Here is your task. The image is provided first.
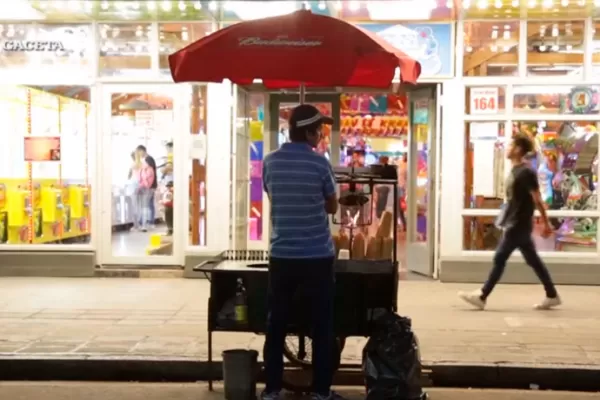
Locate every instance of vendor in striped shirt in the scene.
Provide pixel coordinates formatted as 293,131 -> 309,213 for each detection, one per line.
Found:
261,104 -> 340,400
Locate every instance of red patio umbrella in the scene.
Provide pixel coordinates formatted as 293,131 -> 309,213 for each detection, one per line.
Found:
168,9 -> 421,89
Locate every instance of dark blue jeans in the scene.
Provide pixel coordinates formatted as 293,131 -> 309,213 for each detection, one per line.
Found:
148,189 -> 155,223
264,257 -> 335,396
482,227 -> 558,300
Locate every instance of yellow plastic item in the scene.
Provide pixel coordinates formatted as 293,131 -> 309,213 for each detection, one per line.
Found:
69,186 -> 89,219
7,189 -> 30,226
149,233 -> 162,248
41,187 -> 63,223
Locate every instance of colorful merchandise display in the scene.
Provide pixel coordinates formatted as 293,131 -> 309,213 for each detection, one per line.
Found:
340,93 -> 408,167
515,121 -> 599,251
0,86 -> 90,244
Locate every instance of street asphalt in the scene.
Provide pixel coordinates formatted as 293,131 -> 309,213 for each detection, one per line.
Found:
0,383 -> 599,400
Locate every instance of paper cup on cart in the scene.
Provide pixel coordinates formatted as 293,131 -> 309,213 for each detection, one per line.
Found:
338,249 -> 350,260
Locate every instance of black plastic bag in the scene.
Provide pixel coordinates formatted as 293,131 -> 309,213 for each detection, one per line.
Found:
362,312 -> 426,400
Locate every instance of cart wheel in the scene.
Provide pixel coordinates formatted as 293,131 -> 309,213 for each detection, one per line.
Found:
283,335 -> 346,368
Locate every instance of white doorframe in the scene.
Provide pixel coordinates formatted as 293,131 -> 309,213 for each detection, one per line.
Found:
406,86 -> 437,276
97,83 -> 186,266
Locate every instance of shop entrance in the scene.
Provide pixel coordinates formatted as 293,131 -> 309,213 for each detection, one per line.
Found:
405,86 -> 438,277
99,84 -> 184,266
267,89 -> 439,277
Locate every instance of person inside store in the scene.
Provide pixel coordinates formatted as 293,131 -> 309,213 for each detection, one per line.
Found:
159,141 -> 174,182
135,156 -> 156,233
374,156 -> 397,219
261,104 -> 341,400
136,145 -> 158,228
458,134 -> 561,311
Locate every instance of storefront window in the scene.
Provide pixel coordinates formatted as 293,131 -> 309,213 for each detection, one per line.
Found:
526,21 -> 584,77
0,85 -> 91,245
99,23 -> 152,77
463,22 -> 519,77
466,86 -> 506,115
464,122 -> 507,210
463,217 -> 599,252
513,85 -> 600,115
159,23 -> 214,75
592,20 -> 600,78
0,23 -> 92,79
248,94 -> 265,242
188,85 -> 207,247
513,119 -> 599,217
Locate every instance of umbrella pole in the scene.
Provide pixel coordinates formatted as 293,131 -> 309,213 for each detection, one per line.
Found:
299,83 -> 305,104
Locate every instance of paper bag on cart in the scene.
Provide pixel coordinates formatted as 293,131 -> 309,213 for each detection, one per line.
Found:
362,312 -> 426,400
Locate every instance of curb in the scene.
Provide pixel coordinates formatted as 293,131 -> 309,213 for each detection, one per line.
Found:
0,357 -> 598,392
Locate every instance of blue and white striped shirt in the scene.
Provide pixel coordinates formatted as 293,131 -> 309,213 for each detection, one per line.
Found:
263,142 -> 336,259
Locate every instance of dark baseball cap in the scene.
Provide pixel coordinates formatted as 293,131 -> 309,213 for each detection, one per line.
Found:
289,104 -> 334,130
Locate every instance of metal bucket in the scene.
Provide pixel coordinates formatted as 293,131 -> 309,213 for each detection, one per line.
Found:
222,349 -> 259,400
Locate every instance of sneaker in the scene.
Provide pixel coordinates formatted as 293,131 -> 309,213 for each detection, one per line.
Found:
534,296 -> 562,310
311,391 -> 345,400
260,391 -> 281,400
458,290 -> 486,310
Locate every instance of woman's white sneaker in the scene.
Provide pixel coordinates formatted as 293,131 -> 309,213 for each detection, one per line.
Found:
534,296 -> 562,310
458,290 -> 486,310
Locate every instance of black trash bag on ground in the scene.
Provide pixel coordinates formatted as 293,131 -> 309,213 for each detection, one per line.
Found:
362,312 -> 426,400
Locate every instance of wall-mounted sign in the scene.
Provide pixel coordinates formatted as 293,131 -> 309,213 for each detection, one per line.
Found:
470,87 -> 499,115
357,23 -> 453,78
568,86 -> 599,115
24,136 -> 61,161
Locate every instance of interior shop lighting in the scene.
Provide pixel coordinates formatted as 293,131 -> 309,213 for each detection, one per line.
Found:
348,1 -> 361,11
463,0 -> 471,8
528,0 -> 536,8
179,1 -> 187,11
446,0 -> 453,7
101,1 -> 109,10
147,1 -> 156,11
227,1 -> 297,20
542,0 -> 553,7
3,0 -> 45,20
68,0 -> 81,11
161,1 -> 172,11
596,0 -> 600,6
367,0 -> 437,20
495,0 -> 502,8
318,1 -> 326,10
209,1 -> 217,11
477,0 -> 488,9
512,0 -> 519,6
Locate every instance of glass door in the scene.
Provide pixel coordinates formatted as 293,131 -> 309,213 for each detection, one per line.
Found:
99,84 -> 184,266
406,88 -> 437,276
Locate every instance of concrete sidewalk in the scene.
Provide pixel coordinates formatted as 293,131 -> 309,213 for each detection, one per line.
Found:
0,277 -> 596,368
